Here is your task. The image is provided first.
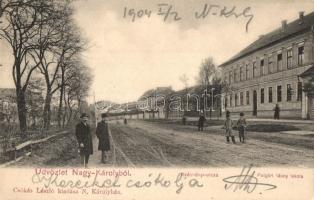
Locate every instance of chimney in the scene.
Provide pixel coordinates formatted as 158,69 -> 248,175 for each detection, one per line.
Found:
299,11 -> 304,24
281,20 -> 287,32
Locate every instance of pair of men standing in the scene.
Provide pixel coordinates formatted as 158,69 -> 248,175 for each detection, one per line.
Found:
224,111 -> 247,143
75,113 -> 110,168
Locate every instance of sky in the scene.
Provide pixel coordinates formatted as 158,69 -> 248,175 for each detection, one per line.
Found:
1,0 -> 314,103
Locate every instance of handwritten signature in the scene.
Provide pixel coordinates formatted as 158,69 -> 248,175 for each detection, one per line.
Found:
32,172 -> 203,194
32,173 -> 121,189
195,4 -> 254,33
223,165 -> 277,193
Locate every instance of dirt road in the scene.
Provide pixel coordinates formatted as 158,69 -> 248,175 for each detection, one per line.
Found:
97,120 -> 314,167
12,120 -> 314,168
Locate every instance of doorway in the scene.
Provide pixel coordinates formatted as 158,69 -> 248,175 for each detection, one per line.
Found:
253,90 -> 257,116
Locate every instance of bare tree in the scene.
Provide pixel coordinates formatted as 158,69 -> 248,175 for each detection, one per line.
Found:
0,0 -> 36,18
62,61 -> 92,126
179,74 -> 189,112
25,78 -> 44,128
196,57 -> 217,86
28,1 -> 81,130
55,30 -> 84,128
0,0 -> 49,136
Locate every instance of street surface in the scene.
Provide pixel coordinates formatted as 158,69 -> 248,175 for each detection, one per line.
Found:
88,120 -> 314,167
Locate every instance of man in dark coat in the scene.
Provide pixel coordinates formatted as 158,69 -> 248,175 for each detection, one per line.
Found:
274,104 -> 280,120
96,113 -> 111,163
75,113 -> 93,168
198,111 -> 206,131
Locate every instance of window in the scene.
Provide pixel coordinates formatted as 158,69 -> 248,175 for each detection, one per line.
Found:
277,53 -> 282,71
268,87 -> 273,103
234,69 -> 237,82
246,91 -> 250,105
298,46 -> 304,66
287,84 -> 292,101
245,64 -> 249,80
260,59 -> 264,76
240,92 -> 244,106
287,49 -> 292,68
268,55 -> 273,73
297,82 -> 302,101
240,67 -> 244,81
229,71 -> 232,84
235,93 -> 238,107
261,88 -> 265,104
277,85 -> 282,102
230,95 -> 233,107
253,61 -> 257,77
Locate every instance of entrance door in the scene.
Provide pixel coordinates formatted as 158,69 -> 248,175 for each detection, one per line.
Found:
253,90 -> 257,116
311,96 -> 314,119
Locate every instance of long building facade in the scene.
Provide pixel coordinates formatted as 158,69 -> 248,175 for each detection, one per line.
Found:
220,12 -> 314,119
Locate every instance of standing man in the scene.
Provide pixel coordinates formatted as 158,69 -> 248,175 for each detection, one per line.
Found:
198,111 -> 206,131
274,104 -> 280,120
75,113 -> 93,168
236,112 -> 247,143
96,113 -> 111,164
224,113 -> 235,144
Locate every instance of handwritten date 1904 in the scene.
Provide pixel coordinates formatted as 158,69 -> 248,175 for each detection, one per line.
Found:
123,3 -> 254,32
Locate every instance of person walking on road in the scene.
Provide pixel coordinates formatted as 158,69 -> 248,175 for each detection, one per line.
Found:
96,113 -> 111,164
75,113 -> 93,168
237,112 -> 247,143
198,111 -> 206,131
274,104 -> 280,120
224,112 -> 236,144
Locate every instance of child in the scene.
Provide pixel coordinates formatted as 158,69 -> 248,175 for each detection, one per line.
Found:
224,113 -> 235,144
198,111 -> 206,131
237,112 -> 247,143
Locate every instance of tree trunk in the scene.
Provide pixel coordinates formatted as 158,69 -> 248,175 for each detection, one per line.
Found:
43,90 -> 52,130
62,90 -> 67,128
16,88 -> 27,138
57,84 -> 64,128
77,98 -> 81,113
32,115 -> 36,127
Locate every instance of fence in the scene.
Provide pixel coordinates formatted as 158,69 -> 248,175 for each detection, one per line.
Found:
0,122 -> 68,164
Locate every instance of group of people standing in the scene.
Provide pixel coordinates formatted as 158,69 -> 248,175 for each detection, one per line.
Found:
223,111 -> 247,144
75,113 -> 111,168
197,110 -> 247,144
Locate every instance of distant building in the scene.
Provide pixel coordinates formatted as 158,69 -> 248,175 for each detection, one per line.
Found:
0,88 -> 17,122
138,86 -> 174,119
219,12 -> 314,119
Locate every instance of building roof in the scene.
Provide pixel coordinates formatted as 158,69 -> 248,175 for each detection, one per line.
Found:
138,86 -> 173,100
219,12 -> 314,67
0,88 -> 15,99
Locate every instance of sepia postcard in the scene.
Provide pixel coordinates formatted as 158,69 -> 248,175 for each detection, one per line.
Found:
0,0 -> 314,199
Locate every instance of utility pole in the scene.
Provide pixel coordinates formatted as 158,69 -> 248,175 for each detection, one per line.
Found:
0,20 -> 2,68
153,88 -> 157,119
93,91 -> 97,127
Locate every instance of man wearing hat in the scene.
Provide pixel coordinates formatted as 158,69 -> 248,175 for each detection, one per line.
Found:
96,113 -> 111,163
198,111 -> 206,131
75,113 -> 93,168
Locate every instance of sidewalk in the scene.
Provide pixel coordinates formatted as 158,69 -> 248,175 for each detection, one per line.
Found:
184,116 -> 313,124
246,118 -> 314,124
